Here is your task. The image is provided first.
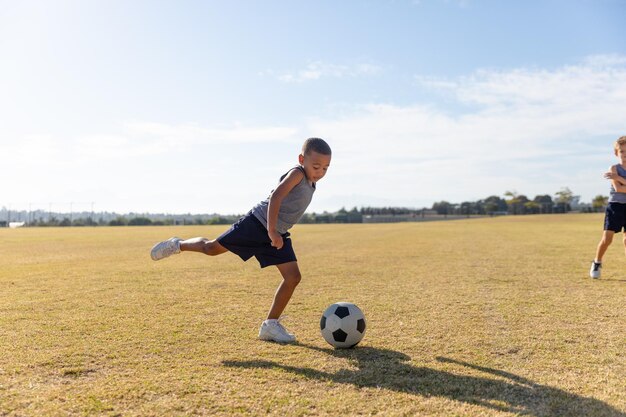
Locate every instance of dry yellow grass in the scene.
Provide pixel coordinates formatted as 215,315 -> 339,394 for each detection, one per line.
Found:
0,214 -> 624,416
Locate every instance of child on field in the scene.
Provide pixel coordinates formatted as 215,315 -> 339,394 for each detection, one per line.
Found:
150,138 -> 332,342
590,135 -> 626,279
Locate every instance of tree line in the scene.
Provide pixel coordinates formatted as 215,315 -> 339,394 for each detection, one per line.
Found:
1,187 -> 610,227
363,188 -> 608,216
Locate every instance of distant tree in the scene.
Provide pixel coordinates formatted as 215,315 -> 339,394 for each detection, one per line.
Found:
109,217 -> 128,226
533,195 -> 554,214
333,212 -> 348,223
71,218 -> 86,227
592,195 -> 609,212
482,195 -> 507,213
554,187 -> 574,213
83,217 -> 97,226
59,217 -> 72,227
432,201 -> 452,215
128,217 -> 152,226
524,201 -> 541,214
504,191 -> 518,214
347,207 -> 363,223
207,216 -> 231,225
315,213 -> 331,223
504,191 -> 528,215
46,216 -> 59,226
460,201 -> 472,216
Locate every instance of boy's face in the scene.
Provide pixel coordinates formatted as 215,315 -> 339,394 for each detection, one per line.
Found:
299,150 -> 331,183
616,144 -> 626,165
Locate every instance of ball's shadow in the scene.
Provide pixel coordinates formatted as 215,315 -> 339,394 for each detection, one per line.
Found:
223,343 -> 624,417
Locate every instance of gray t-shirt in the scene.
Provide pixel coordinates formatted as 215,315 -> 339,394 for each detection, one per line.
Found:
251,166 -> 316,234
609,164 -> 626,204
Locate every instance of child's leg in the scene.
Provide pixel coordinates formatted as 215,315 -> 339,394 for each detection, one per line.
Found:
266,261 -> 301,320
594,230 -> 614,262
180,238 -> 229,256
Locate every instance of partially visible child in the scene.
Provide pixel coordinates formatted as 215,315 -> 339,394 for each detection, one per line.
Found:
590,135 -> 626,279
150,138 -> 332,342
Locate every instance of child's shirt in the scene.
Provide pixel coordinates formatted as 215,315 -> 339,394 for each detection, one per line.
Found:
251,166 -> 315,234
609,164 -> 626,203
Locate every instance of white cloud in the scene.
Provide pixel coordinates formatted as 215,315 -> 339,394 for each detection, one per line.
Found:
308,56 -> 626,209
267,61 -> 383,83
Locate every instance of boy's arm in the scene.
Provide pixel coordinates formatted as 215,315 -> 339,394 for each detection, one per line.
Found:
266,169 -> 305,249
605,165 -> 626,192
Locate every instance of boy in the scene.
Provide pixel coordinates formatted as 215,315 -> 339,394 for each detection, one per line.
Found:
590,136 -> 626,279
150,138 -> 332,342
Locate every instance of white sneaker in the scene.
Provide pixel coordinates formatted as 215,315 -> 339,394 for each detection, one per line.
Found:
258,316 -> 296,343
150,237 -> 182,261
589,261 -> 602,279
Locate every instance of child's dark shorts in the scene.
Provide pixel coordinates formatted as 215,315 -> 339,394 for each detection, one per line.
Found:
604,202 -> 626,232
217,212 -> 297,268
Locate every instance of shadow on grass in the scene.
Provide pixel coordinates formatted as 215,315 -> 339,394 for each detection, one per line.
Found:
223,343 -> 624,417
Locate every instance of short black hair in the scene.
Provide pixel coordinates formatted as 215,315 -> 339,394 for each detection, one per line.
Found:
302,137 -> 332,156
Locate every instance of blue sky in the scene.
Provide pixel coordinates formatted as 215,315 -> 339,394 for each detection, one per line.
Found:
1,0 -> 625,214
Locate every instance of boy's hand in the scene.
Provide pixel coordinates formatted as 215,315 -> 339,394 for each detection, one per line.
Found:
269,230 -> 284,249
604,171 -> 615,179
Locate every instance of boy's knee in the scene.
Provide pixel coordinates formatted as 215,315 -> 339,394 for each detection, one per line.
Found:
202,240 -> 218,256
601,232 -> 614,245
285,272 -> 302,286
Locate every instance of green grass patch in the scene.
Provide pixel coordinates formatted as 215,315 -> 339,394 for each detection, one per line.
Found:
0,214 -> 624,416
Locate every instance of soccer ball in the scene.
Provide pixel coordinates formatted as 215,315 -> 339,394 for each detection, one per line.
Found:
320,302 -> 366,348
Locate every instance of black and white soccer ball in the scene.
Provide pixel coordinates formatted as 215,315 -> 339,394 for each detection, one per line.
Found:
320,302 -> 366,348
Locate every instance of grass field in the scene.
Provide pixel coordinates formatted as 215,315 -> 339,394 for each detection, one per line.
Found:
1,214 -> 624,416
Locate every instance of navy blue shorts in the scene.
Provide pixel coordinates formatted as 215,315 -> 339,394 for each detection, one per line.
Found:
604,202 -> 626,232
217,213 -> 297,268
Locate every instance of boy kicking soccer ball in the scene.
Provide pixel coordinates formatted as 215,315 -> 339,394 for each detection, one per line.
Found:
591,136 -> 626,279
150,138 -> 331,342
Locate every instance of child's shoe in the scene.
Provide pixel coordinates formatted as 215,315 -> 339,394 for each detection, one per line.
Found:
150,237 -> 182,261
258,316 -> 296,343
589,261 -> 602,279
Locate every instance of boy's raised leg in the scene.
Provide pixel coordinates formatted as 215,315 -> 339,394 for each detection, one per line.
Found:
180,238 -> 228,256
151,237 -> 228,260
